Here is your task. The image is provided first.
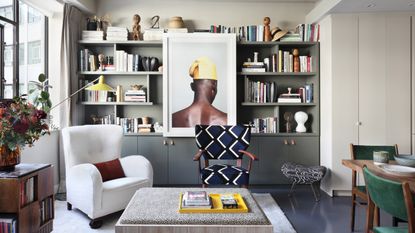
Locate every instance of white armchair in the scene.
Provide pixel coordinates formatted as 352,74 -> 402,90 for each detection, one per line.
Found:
61,125 -> 153,228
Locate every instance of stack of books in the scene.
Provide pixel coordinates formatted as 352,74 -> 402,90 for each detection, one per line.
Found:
143,29 -> 164,41
82,30 -> 104,41
280,33 -> 302,42
278,93 -> 301,103
241,61 -> 265,72
138,124 -> 152,133
220,194 -> 238,209
106,27 -> 128,41
0,215 -> 16,233
124,89 -> 146,102
182,191 -> 212,209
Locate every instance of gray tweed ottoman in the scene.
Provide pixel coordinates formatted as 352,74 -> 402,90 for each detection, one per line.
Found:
115,187 -> 272,233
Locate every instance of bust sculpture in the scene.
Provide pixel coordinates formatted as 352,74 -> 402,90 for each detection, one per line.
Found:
132,14 -> 141,40
294,111 -> 308,133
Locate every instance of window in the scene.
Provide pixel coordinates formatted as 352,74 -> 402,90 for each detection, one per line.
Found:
28,40 -> 40,64
4,45 -> 12,66
19,43 -> 24,65
28,6 -> 40,23
0,6 -> 12,20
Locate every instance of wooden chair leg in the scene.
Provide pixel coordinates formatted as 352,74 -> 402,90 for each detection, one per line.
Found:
374,206 -> 380,227
351,194 -> 356,231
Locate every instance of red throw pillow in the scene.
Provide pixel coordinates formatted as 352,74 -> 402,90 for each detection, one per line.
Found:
93,158 -> 125,182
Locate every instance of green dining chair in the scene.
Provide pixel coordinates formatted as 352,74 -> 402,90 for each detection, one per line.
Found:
350,144 -> 399,231
363,166 -> 415,233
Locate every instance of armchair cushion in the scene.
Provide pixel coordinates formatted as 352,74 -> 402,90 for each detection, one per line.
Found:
93,158 -> 125,182
201,164 -> 249,185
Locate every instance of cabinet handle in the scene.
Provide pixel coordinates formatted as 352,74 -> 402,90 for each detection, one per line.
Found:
170,140 -> 175,145
163,140 -> 168,145
284,139 -> 288,145
291,139 -> 296,145
356,122 -> 362,126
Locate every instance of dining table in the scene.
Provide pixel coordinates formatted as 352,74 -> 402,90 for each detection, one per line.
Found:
342,159 -> 415,191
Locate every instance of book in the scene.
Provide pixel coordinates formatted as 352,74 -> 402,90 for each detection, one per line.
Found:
242,67 -> 266,72
220,194 -> 238,209
183,191 -> 210,206
181,196 -> 212,209
278,97 -> 301,103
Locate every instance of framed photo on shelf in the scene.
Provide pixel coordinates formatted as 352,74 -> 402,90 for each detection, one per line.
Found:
163,33 -> 236,137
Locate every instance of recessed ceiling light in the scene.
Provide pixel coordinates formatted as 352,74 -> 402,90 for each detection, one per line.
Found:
367,3 -> 376,8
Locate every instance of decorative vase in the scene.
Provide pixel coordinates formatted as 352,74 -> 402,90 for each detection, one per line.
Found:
168,16 -> 185,28
294,111 -> 308,133
0,145 -> 21,171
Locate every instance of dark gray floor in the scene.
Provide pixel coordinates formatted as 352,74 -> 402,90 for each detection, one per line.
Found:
250,185 -> 398,233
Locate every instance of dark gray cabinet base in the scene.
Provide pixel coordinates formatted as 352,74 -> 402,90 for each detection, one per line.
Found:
121,135 -> 319,185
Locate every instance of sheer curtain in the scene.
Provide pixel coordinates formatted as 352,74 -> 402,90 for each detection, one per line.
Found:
58,3 -> 83,195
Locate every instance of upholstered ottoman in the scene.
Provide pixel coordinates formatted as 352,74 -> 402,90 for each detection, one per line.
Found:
115,187 -> 272,233
281,162 -> 327,201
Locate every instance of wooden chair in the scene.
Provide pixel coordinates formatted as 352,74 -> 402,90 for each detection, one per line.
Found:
363,166 -> 415,233
349,144 -> 399,231
193,125 -> 258,187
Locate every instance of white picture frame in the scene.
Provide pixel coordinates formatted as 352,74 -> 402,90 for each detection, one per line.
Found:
163,33 -> 236,137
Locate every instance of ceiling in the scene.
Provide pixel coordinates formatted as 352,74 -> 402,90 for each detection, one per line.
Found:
331,0 -> 415,13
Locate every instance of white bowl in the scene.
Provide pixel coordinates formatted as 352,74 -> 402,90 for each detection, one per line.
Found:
394,154 -> 415,167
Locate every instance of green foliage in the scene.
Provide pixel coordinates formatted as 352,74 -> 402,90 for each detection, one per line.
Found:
28,73 -> 52,113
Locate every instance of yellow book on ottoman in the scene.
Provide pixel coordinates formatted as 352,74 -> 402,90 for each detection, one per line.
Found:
179,193 -> 248,213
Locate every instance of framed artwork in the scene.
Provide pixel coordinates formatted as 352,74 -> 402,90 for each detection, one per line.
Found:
163,33 -> 236,137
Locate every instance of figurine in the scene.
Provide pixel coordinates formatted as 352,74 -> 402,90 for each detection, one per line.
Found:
132,14 -> 141,40
293,48 -> 300,72
264,17 -> 272,42
98,54 -> 105,71
131,84 -> 143,90
284,112 -> 294,133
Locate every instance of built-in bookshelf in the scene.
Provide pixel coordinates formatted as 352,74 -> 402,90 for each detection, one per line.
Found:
0,164 -> 54,233
237,41 -> 319,135
78,40 -> 163,129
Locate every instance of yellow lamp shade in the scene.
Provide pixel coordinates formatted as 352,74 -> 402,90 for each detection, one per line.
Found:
189,57 -> 217,80
85,75 -> 114,91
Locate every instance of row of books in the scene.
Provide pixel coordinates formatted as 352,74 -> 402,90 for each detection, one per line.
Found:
40,197 -> 53,224
279,50 -> 313,73
20,177 -> 34,206
209,25 -> 237,34
79,49 -> 96,72
244,79 -> 277,103
84,90 -> 109,103
296,24 -> 320,42
0,216 -> 16,233
250,117 -> 277,133
115,50 -> 144,72
117,118 -> 153,133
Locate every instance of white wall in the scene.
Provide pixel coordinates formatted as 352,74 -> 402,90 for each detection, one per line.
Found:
20,131 -> 60,192
96,0 -> 315,32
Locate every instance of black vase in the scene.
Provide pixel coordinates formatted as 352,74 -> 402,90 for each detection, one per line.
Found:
142,57 -> 150,71
150,57 -> 159,71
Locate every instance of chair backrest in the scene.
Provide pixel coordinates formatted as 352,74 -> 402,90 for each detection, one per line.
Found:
363,167 -> 415,224
195,125 -> 250,160
350,144 -> 398,160
62,125 -> 123,172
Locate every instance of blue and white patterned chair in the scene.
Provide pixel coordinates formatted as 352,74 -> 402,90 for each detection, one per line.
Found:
194,125 -> 258,187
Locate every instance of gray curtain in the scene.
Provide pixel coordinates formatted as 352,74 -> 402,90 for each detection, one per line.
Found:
58,4 -> 84,196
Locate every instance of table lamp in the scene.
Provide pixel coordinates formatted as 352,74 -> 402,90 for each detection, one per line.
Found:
51,75 -> 114,110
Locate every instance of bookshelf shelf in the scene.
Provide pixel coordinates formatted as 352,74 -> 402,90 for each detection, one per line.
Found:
238,41 -> 318,47
252,132 -> 319,137
0,164 -> 54,233
238,72 -> 316,76
79,71 -> 162,75
241,102 -> 316,106
81,101 -> 153,106
79,40 -> 162,46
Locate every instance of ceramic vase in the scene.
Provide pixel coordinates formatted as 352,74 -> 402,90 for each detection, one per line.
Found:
0,145 -> 21,171
294,111 -> 308,133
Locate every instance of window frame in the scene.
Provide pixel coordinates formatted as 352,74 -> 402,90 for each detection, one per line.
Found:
0,0 -> 48,98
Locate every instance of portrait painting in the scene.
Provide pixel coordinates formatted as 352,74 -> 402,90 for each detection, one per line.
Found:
163,34 -> 236,137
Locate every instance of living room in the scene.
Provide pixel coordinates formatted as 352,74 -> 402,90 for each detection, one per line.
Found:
0,0 -> 414,233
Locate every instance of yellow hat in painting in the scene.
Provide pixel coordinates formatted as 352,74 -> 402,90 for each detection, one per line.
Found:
189,57 -> 217,80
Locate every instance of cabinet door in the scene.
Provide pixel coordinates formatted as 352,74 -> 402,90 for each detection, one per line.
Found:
137,136 -> 168,185
167,138 -> 199,185
256,137 -> 287,184
246,136 -> 263,184
121,136 -> 138,157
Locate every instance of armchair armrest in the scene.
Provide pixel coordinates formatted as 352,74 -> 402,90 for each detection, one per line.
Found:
193,150 -> 205,161
120,155 -> 153,186
239,150 -> 259,161
67,163 -> 103,216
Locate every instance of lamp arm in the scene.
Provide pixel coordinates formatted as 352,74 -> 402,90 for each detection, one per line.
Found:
50,76 -> 100,111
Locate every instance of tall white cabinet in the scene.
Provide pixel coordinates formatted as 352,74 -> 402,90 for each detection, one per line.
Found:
320,13 -> 412,195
